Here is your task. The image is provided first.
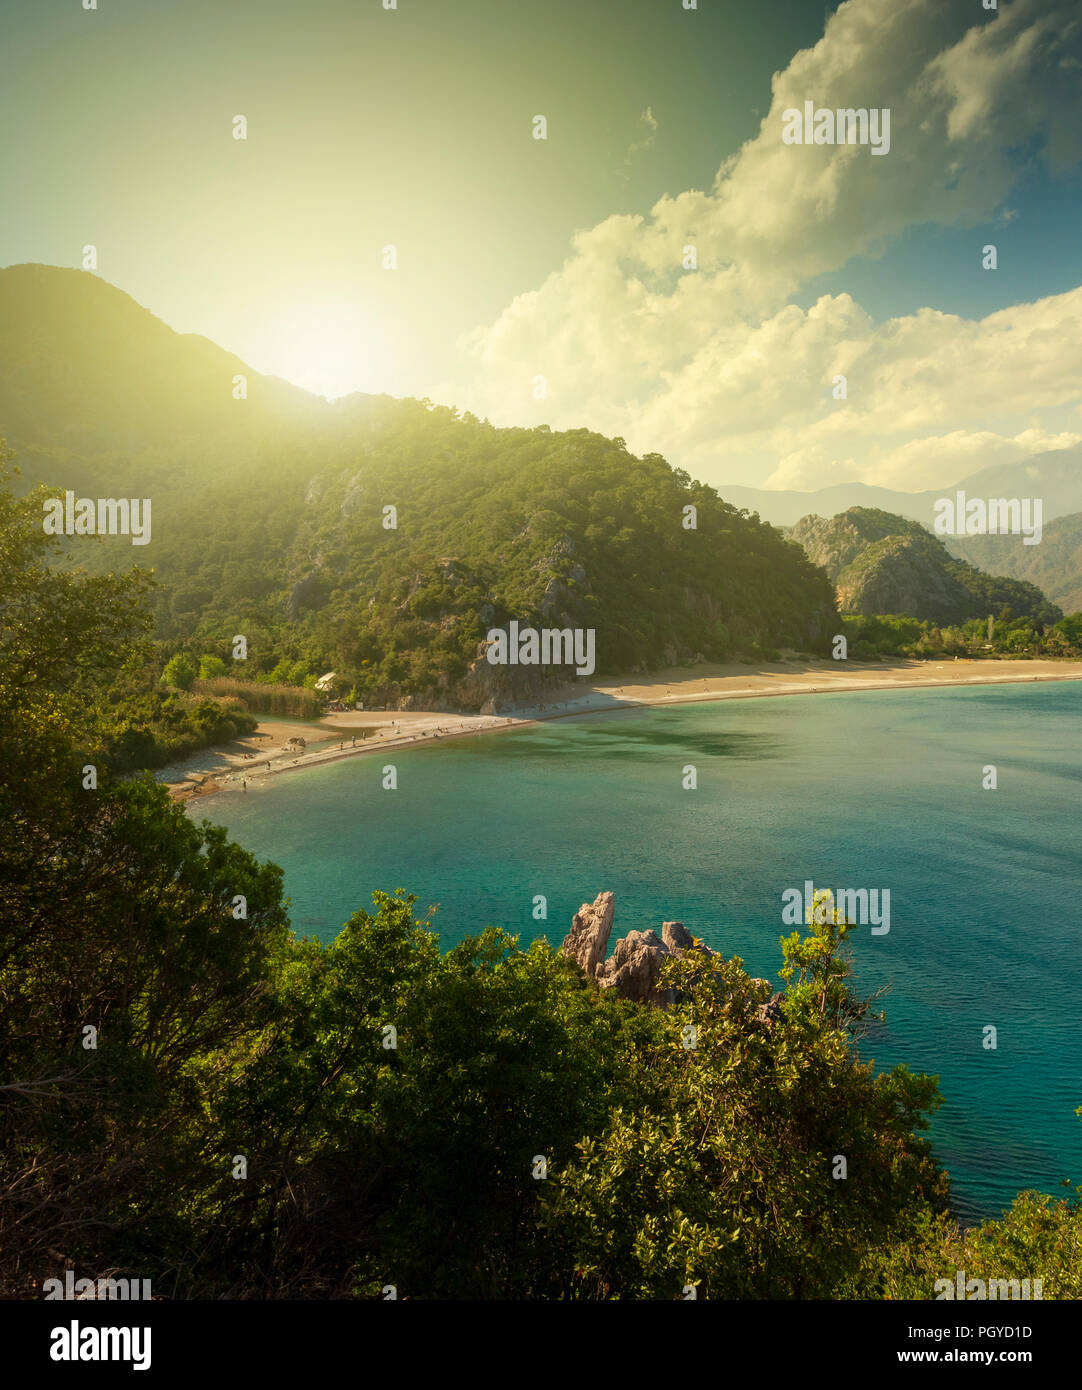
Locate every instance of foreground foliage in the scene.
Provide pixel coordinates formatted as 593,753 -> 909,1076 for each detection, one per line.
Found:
2,450 -> 1078,1299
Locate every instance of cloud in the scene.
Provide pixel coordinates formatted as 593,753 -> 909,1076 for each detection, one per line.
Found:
438,0 -> 1082,492
616,106 -> 658,183
633,285 -> 1082,491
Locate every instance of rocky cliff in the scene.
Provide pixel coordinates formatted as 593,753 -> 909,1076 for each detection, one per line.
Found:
835,533 -> 974,620
561,891 -> 785,1024
790,507 -> 1060,624
789,507 -> 929,582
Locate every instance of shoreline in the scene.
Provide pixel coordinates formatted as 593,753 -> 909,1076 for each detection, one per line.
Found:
162,656 -> 1082,804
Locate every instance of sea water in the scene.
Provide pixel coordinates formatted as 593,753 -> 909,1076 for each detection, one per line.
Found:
198,681 -> 1082,1223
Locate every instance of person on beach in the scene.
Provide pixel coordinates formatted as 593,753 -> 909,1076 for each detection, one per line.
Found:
242,779 -> 247,792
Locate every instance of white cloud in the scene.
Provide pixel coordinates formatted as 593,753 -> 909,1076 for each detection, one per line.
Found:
616,106 -> 658,183
770,427 -> 1082,493
667,286 -> 1082,490
437,0 -> 1082,493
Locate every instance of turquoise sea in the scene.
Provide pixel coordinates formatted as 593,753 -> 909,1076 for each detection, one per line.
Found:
197,681 -> 1082,1224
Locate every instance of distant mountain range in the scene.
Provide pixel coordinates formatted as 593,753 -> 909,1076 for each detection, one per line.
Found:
717,449 -> 1082,529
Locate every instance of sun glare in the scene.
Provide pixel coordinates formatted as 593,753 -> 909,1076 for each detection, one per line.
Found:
268,306 -> 384,401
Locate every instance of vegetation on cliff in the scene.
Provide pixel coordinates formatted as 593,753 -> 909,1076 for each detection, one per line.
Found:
790,507 -> 1061,626
947,509 -> 1082,616
134,412 -> 841,706
1,268 -> 837,713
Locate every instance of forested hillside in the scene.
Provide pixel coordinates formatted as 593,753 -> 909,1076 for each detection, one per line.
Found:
1,266 -> 838,710
946,511 -> 1082,615
147,409 -> 839,705
790,507 -> 1061,625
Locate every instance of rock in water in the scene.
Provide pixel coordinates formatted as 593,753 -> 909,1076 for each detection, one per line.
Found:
561,896 -> 784,1018
561,891 -> 616,979
662,920 -> 693,952
562,896 -> 706,1006
600,929 -> 667,1005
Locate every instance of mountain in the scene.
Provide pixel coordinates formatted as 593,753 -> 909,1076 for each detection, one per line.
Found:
0,263 -> 324,474
144,411 -> 839,705
789,507 -> 1062,624
945,512 -> 1082,615
942,450 -> 1082,525
1,265 -> 838,707
788,507 -> 929,578
718,481 -> 938,528
716,446 -> 1082,529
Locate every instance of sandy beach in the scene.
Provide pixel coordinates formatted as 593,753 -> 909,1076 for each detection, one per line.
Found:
157,711 -> 512,802
589,655 -> 1082,705
160,656 -> 1082,802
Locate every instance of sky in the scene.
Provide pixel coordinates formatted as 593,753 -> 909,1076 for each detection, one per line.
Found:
2,0 -> 1081,492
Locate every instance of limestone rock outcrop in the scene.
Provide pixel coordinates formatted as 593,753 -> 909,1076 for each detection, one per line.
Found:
561,894 -> 731,1009
601,928 -> 668,1005
790,507 -> 1059,626
560,895 -> 788,1025
562,891 -> 616,980
662,920 -> 693,952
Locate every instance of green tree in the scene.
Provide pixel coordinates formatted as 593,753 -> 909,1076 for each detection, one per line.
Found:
540,913 -> 946,1298
162,652 -> 197,690
0,446 -> 290,1291
1054,612 -> 1082,647
0,443 -> 152,719
209,896 -> 666,1299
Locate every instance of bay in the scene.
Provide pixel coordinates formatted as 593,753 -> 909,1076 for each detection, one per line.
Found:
198,680 -> 1082,1224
